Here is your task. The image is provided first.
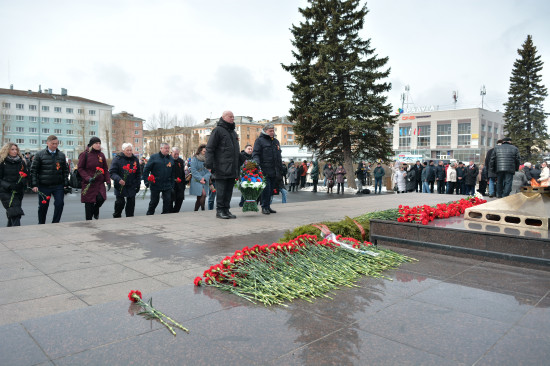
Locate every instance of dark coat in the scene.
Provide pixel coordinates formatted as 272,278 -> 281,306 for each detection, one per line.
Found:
109,152 -> 141,198
412,163 -> 423,182
523,166 -> 533,181
0,156 -> 28,207
252,132 -> 283,178
490,142 -> 520,174
355,162 -> 366,180
142,151 -> 175,191
335,167 -> 346,184
456,166 -> 466,181
406,169 -> 416,191
484,148 -> 497,178
240,150 -> 252,166
435,165 -> 446,180
373,166 -> 385,178
310,161 -> 319,180
531,166 -> 541,180
172,157 -> 186,200
426,165 -> 436,182
78,148 -> 110,203
205,118 -> 240,179
30,148 -> 69,187
464,164 -> 479,186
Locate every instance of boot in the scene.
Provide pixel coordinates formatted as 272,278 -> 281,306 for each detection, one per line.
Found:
216,208 -> 231,219
268,207 -> 277,213
85,203 -> 94,220
262,207 -> 270,215
225,209 -> 236,219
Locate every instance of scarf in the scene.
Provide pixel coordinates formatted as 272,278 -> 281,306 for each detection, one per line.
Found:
195,153 -> 206,162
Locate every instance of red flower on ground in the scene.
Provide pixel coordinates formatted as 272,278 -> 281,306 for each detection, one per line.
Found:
128,290 -> 142,302
193,277 -> 202,286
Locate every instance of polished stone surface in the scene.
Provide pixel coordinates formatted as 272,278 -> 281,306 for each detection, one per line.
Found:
0,193 -> 549,365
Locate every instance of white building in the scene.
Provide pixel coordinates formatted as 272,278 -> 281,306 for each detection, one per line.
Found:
0,86 -> 113,159
391,108 -> 505,163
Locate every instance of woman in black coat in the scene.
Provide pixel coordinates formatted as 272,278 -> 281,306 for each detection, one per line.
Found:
0,142 -> 29,226
109,143 -> 141,218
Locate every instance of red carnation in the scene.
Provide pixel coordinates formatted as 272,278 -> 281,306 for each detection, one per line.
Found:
176,177 -> 182,183
148,175 -> 156,183
19,171 -> 27,178
193,277 -> 202,286
41,200 -> 47,204
128,290 -> 142,302
46,196 -> 51,200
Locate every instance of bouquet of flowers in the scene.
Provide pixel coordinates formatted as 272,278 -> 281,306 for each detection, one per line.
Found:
82,167 -> 104,196
9,171 -> 27,207
120,163 -> 138,193
237,160 -> 266,212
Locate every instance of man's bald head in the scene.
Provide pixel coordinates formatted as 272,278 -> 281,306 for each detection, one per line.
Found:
222,111 -> 235,123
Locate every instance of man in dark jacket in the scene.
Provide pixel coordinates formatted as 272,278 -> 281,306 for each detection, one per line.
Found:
253,123 -> 283,215
142,142 -> 175,215
413,160 -> 423,192
109,143 -> 141,218
484,140 -> 502,197
456,162 -> 466,194
523,162 -> 533,184
171,147 -> 186,213
206,111 -> 240,219
435,160 -> 446,194
427,160 -> 436,193
490,137 -> 520,198
30,135 -> 69,224
373,162 -> 385,194
464,160 -> 479,196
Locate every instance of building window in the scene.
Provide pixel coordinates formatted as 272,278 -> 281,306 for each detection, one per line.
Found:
16,127 -> 24,133
4,126 -> 10,132
42,139 -> 47,144
29,127 -> 37,133
2,102 -> 10,108
54,128 -> 62,134
66,140 -> 74,146
29,104 -> 37,111
457,123 -> 471,145
481,124 -> 485,132
494,127 -> 499,134
16,115 -> 24,122
77,109 -> 83,114
480,136 -> 485,145
487,137 -> 492,147
2,115 -> 11,121
16,103 -> 24,110
134,138 -> 139,143
488,126 -> 492,133
399,126 -> 411,148
66,108 -> 73,113
89,120 -> 96,126
66,119 -> 73,124
57,140 -> 62,146
134,122 -> 139,127
437,124 -> 451,146
417,125 -> 430,147
42,106 -> 49,112
78,120 -> 85,125
54,118 -> 61,123
42,117 -> 49,123
89,131 -> 95,136
54,107 -> 62,113
16,138 -> 24,144
30,116 -> 37,123
30,139 -> 37,144
66,129 -> 74,135
42,128 -> 50,134
89,110 -> 96,116
135,130 -> 139,135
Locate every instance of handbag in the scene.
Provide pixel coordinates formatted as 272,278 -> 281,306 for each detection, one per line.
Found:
393,184 -> 398,192
70,151 -> 88,189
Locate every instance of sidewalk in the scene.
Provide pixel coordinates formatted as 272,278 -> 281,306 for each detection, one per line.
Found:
1,192 -> 549,365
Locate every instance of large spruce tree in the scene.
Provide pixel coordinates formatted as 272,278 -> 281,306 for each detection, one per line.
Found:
282,0 -> 395,188
504,35 -> 548,162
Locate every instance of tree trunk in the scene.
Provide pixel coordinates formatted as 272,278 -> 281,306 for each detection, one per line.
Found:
342,130 -> 356,189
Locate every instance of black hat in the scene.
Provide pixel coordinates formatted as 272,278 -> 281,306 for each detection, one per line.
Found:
88,136 -> 101,147
502,137 -> 512,143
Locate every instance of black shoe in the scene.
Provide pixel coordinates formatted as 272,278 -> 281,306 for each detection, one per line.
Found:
268,208 -> 277,213
216,209 -> 231,219
262,208 -> 271,215
225,209 -> 237,219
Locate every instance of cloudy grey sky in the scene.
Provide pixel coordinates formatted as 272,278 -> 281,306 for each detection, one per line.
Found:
1,0 -> 549,125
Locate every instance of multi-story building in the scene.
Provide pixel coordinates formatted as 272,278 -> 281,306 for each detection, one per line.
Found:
112,111 -> 145,157
271,116 -> 296,146
391,108 -> 505,163
0,86 -> 113,160
193,116 -> 263,152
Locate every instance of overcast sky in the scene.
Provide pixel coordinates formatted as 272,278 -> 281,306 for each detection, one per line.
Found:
1,0 -> 549,126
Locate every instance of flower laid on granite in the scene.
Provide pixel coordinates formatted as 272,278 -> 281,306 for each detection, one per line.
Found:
128,290 -> 189,336
397,197 -> 486,225
82,167 -> 104,196
8,171 -> 27,207
236,160 -> 266,212
194,234 -> 413,306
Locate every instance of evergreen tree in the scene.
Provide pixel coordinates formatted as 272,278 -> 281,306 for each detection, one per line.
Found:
504,35 -> 548,162
282,0 -> 395,188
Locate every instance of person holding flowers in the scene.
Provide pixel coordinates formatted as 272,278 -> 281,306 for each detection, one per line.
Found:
0,142 -> 29,226
170,146 -> 186,213
190,144 -> 211,211
253,123 -> 282,215
142,142 -> 175,215
30,135 -> 69,224
78,137 -> 111,220
109,142 -> 140,218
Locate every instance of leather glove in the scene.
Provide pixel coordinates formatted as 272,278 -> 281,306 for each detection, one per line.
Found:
106,182 -> 111,191
64,187 -> 73,195
89,176 -> 95,183
135,186 -> 140,193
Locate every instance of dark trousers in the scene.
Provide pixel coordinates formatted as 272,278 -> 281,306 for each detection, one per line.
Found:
147,189 -> 172,215
2,192 -> 23,227
429,181 -> 434,193
446,182 -> 455,194
84,193 -> 105,220
437,180 -> 445,194
465,184 -> 476,196
114,195 -> 135,217
416,180 -> 422,192
38,185 -> 64,224
215,178 -> 234,210
478,180 -> 487,195
337,182 -> 344,194
312,178 -> 318,192
261,176 -> 275,209
375,177 -> 382,193
208,183 -> 216,210
496,172 -> 514,198
456,179 -> 464,194
300,175 -> 306,188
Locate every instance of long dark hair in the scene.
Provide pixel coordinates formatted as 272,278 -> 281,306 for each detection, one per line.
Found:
195,144 -> 206,156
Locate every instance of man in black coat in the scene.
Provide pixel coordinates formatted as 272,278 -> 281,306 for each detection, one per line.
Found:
30,135 -> 69,224
456,162 -> 466,194
253,123 -> 283,215
142,142 -> 175,215
413,160 -> 423,192
484,139 -> 502,197
427,160 -> 436,193
464,160 -> 479,196
435,161 -> 446,194
206,111 -> 240,219
171,147 -> 186,213
490,137 -> 520,198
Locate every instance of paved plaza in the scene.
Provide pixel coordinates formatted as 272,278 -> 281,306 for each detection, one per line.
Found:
0,193 -> 549,365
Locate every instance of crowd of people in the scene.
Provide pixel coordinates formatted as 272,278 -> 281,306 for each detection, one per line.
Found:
0,116 -> 541,227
